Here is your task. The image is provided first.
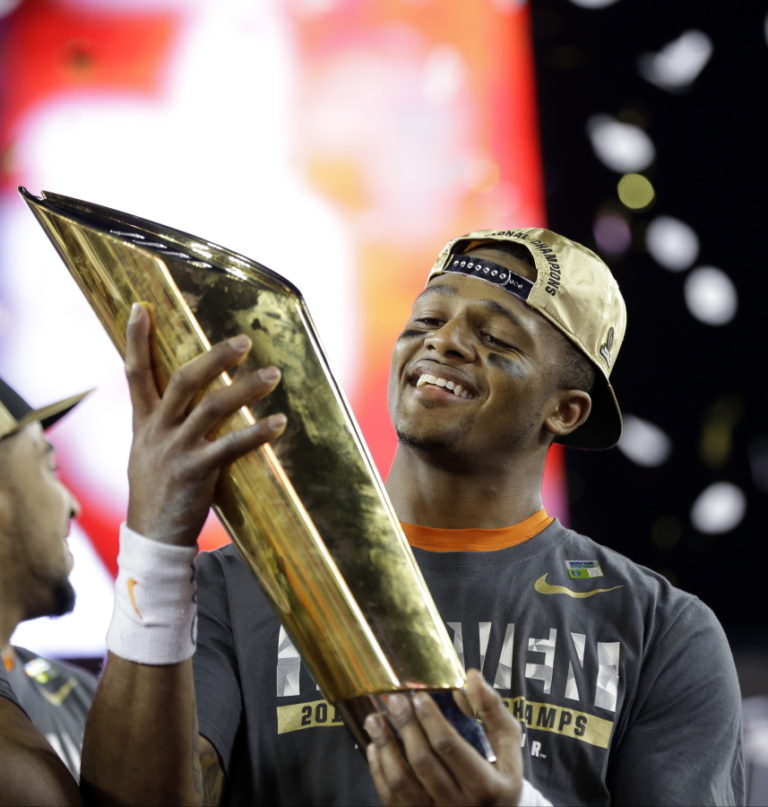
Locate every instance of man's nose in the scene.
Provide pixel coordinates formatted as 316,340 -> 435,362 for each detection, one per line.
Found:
424,319 -> 476,360
66,487 -> 81,520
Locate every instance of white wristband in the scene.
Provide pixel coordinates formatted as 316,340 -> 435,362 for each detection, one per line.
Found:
106,522 -> 198,665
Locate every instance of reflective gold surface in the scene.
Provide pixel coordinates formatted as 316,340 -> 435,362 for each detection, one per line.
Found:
20,188 -> 466,710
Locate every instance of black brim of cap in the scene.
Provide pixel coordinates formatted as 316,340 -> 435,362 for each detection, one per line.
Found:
556,377 -> 622,451
15,390 -> 92,434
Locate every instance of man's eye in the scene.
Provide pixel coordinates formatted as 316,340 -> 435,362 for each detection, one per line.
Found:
398,317 -> 443,339
482,332 -> 514,349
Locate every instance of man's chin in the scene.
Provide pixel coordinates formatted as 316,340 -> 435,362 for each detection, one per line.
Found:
50,578 -> 77,617
395,423 -> 475,457
396,428 -> 451,453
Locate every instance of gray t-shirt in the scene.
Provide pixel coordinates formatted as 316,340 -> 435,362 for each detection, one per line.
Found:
193,519 -> 745,806
0,663 -> 22,710
5,646 -> 97,778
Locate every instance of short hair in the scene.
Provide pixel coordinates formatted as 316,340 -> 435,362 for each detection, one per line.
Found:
557,335 -> 595,394
457,239 -> 535,270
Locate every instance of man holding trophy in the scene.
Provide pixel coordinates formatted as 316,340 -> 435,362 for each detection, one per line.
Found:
19,190 -> 742,806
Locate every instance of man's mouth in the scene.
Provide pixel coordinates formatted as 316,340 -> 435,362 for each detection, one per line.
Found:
415,373 -> 473,399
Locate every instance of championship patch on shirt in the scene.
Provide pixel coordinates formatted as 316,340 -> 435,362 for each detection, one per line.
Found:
23,656 -> 78,706
565,560 -> 604,579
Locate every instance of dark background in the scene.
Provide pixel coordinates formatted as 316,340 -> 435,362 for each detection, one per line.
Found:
530,0 -> 767,696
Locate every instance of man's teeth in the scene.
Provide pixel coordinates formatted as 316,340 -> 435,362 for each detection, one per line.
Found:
416,373 -> 471,398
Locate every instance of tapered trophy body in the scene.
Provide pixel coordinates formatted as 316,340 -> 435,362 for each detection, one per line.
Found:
20,188 -> 492,757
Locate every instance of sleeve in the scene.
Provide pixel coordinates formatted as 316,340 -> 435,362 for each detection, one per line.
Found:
0,665 -> 23,712
192,550 -> 244,774
607,598 -> 745,806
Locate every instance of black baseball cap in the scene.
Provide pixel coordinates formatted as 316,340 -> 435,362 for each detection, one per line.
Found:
0,377 -> 91,440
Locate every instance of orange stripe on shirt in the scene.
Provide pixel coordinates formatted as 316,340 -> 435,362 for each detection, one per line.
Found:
402,509 -> 553,552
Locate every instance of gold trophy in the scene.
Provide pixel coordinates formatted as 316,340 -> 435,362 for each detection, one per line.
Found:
20,187 -> 493,758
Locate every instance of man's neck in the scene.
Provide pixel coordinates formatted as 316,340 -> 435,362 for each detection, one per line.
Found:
385,445 -> 545,529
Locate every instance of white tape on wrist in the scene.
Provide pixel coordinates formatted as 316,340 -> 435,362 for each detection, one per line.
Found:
106,522 -> 198,665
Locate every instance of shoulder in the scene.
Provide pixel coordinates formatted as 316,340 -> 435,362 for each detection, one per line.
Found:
195,543 -> 250,602
12,646 -> 98,690
195,543 -> 251,585
194,543 -> 273,620
553,521 -> 729,643
554,521 -> 691,593
0,664 -> 21,708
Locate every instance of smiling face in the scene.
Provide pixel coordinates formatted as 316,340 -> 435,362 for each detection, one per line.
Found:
388,246 -> 585,467
0,423 -> 80,624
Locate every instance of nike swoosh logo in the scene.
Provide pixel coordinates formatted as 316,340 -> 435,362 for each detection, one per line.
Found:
534,574 -> 623,598
127,577 -> 144,619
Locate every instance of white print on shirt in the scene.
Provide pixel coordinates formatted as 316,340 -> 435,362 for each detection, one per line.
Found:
274,621 -> 622,750
519,736 -> 551,760
277,623 -> 620,712
445,622 -> 620,712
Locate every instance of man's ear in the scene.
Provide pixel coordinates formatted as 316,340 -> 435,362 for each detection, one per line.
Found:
544,390 -> 592,440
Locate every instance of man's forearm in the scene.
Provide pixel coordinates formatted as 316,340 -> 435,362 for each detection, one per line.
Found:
78,308 -> 281,807
80,653 -> 202,807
